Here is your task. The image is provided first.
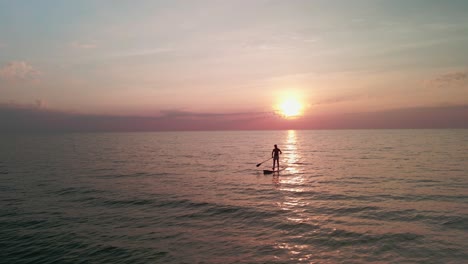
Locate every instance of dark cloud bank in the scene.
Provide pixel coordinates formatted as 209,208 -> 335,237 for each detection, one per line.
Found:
0,104 -> 467,133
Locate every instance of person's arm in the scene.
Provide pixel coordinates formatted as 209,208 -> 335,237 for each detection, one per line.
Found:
272,150 -> 274,158
280,149 -> 282,154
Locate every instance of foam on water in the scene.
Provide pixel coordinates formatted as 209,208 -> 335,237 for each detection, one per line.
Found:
1,130 -> 467,263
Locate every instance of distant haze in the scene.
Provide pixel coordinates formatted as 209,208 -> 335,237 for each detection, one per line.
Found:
1,0 -> 468,131
1,103 -> 467,132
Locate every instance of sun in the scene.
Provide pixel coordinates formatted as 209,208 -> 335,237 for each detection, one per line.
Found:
278,97 -> 303,118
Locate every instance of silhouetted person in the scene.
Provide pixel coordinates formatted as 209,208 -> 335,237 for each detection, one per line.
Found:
272,144 -> 282,170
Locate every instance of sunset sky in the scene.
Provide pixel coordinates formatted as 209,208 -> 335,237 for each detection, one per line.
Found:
1,0 -> 467,131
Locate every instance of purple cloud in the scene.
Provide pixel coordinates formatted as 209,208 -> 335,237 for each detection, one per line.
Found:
1,102 -> 466,133
313,95 -> 361,105
427,71 -> 468,88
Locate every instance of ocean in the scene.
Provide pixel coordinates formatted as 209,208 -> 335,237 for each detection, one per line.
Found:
1,130 -> 467,263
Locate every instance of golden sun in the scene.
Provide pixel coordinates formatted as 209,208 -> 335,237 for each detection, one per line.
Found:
278,98 -> 303,118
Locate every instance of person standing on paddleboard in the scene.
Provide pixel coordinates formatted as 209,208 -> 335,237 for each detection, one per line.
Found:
272,144 -> 282,170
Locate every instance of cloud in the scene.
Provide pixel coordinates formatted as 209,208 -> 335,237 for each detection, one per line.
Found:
313,95 -> 361,106
0,100 -> 47,110
110,48 -> 173,58
427,71 -> 468,88
320,105 -> 468,129
0,104 -> 274,133
71,42 -> 97,49
158,109 -> 270,119
1,100 -> 467,133
0,61 -> 41,81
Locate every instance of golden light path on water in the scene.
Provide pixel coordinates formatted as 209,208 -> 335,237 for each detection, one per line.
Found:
281,130 -> 304,186
273,130 -> 315,261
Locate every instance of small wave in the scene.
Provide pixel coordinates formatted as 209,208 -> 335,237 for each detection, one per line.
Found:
53,186 -> 104,196
293,191 -> 379,202
94,171 -> 157,179
374,194 -> 468,202
358,208 -> 426,222
86,196 -> 214,211
95,197 -> 155,208
311,205 -> 380,217
0,185 -> 15,192
159,198 -> 211,209
290,162 -> 310,165
406,179 -> 440,183
442,216 -> 468,230
294,227 -> 422,249
273,221 -> 320,234
172,201 -> 282,223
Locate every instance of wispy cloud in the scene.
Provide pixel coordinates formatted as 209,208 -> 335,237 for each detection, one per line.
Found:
0,61 -> 41,81
313,95 -> 362,106
310,105 -> 468,129
111,48 -> 173,58
426,71 -> 468,88
0,104 -> 273,132
1,103 -> 467,132
71,41 -> 97,49
158,109 -> 271,120
0,99 -> 47,109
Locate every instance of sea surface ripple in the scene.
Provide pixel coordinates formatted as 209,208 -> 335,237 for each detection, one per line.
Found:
1,130 -> 467,263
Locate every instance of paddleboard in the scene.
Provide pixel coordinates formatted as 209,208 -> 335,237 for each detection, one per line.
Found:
263,169 -> 284,174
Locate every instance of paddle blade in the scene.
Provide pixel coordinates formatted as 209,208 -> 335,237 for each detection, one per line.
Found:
256,157 -> 272,167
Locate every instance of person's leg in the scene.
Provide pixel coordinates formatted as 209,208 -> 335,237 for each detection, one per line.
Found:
272,158 -> 275,170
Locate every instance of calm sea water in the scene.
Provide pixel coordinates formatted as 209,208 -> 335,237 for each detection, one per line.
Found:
1,130 -> 467,263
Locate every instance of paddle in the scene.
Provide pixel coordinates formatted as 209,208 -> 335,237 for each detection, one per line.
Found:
256,157 -> 272,167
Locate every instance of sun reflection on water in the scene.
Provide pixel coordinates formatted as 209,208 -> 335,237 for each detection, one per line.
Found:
279,130 -> 304,185
273,130 -> 316,261
283,130 -> 301,175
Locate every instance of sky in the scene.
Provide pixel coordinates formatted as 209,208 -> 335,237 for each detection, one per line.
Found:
1,0 -> 468,131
